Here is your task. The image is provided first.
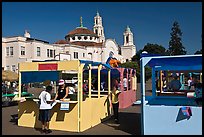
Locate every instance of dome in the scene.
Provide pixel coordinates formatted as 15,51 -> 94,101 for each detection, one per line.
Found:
67,27 -> 96,36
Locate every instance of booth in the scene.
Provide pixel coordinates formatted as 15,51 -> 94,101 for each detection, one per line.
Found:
83,67 -> 137,109
116,68 -> 137,109
17,60 -> 113,132
140,54 -> 202,135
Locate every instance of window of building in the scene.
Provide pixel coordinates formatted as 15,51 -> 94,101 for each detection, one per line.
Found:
50,49 -> 53,57
12,65 -> 15,72
96,20 -> 98,25
74,52 -> 78,59
95,29 -> 98,35
126,36 -> 129,43
84,36 -> 87,40
6,66 -> 10,70
37,47 -> 41,56
72,37 -> 75,40
47,49 -> 50,57
83,53 -> 85,57
78,36 -> 81,40
10,47 -> 14,56
6,47 -> 9,56
90,37 -> 92,40
54,50 -> 56,57
101,30 -> 103,35
21,46 -> 25,55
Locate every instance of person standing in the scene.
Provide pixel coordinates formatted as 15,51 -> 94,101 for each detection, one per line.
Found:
38,85 -> 53,134
123,77 -> 127,91
110,85 -> 121,124
187,77 -> 192,90
162,77 -> 167,92
169,76 -> 182,91
54,79 -> 69,101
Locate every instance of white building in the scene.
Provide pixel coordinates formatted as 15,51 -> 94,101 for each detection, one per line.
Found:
121,26 -> 136,62
2,12 -> 136,72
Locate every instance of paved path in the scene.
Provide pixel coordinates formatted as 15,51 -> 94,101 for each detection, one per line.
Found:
2,104 -> 141,135
3,82 -> 153,135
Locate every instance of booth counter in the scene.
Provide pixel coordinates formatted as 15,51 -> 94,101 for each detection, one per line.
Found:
17,60 -> 112,132
18,95 -> 110,132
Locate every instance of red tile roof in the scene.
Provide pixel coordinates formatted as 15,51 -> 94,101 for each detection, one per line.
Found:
54,40 -> 68,44
68,27 -> 96,35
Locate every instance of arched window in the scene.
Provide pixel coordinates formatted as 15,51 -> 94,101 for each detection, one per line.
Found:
126,36 -> 129,43
109,51 -> 114,57
72,37 -> 75,40
96,20 -> 98,25
78,36 -> 81,40
95,29 -> 98,35
88,52 -> 92,60
84,36 -> 87,40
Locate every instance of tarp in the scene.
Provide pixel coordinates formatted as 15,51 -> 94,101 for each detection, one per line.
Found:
21,71 -> 60,83
146,54 -> 202,71
80,60 -> 111,69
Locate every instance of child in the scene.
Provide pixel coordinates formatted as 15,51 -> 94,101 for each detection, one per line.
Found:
38,85 -> 53,134
110,86 -> 121,124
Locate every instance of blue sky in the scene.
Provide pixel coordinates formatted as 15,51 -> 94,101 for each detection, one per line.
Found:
2,2 -> 202,55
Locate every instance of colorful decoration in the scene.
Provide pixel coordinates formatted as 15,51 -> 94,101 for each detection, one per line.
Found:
181,106 -> 192,117
106,56 -> 121,68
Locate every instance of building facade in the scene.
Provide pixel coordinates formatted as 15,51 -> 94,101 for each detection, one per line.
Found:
2,12 -> 136,72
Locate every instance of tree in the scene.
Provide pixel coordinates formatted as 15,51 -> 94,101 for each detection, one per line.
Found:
143,43 -> 167,55
131,43 -> 167,62
119,62 -> 140,81
131,43 -> 167,82
194,49 -> 202,54
167,21 -> 186,55
119,61 -> 152,83
131,49 -> 143,62
119,61 -> 139,70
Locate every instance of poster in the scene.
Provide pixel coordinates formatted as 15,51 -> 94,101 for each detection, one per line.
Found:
60,102 -> 69,110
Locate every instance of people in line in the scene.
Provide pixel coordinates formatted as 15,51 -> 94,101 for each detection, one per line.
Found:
169,75 -> 181,91
38,85 -> 53,134
53,79 -> 69,101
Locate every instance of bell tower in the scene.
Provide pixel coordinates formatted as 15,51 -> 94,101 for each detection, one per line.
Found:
123,26 -> 134,46
93,11 -> 105,43
121,26 -> 136,62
